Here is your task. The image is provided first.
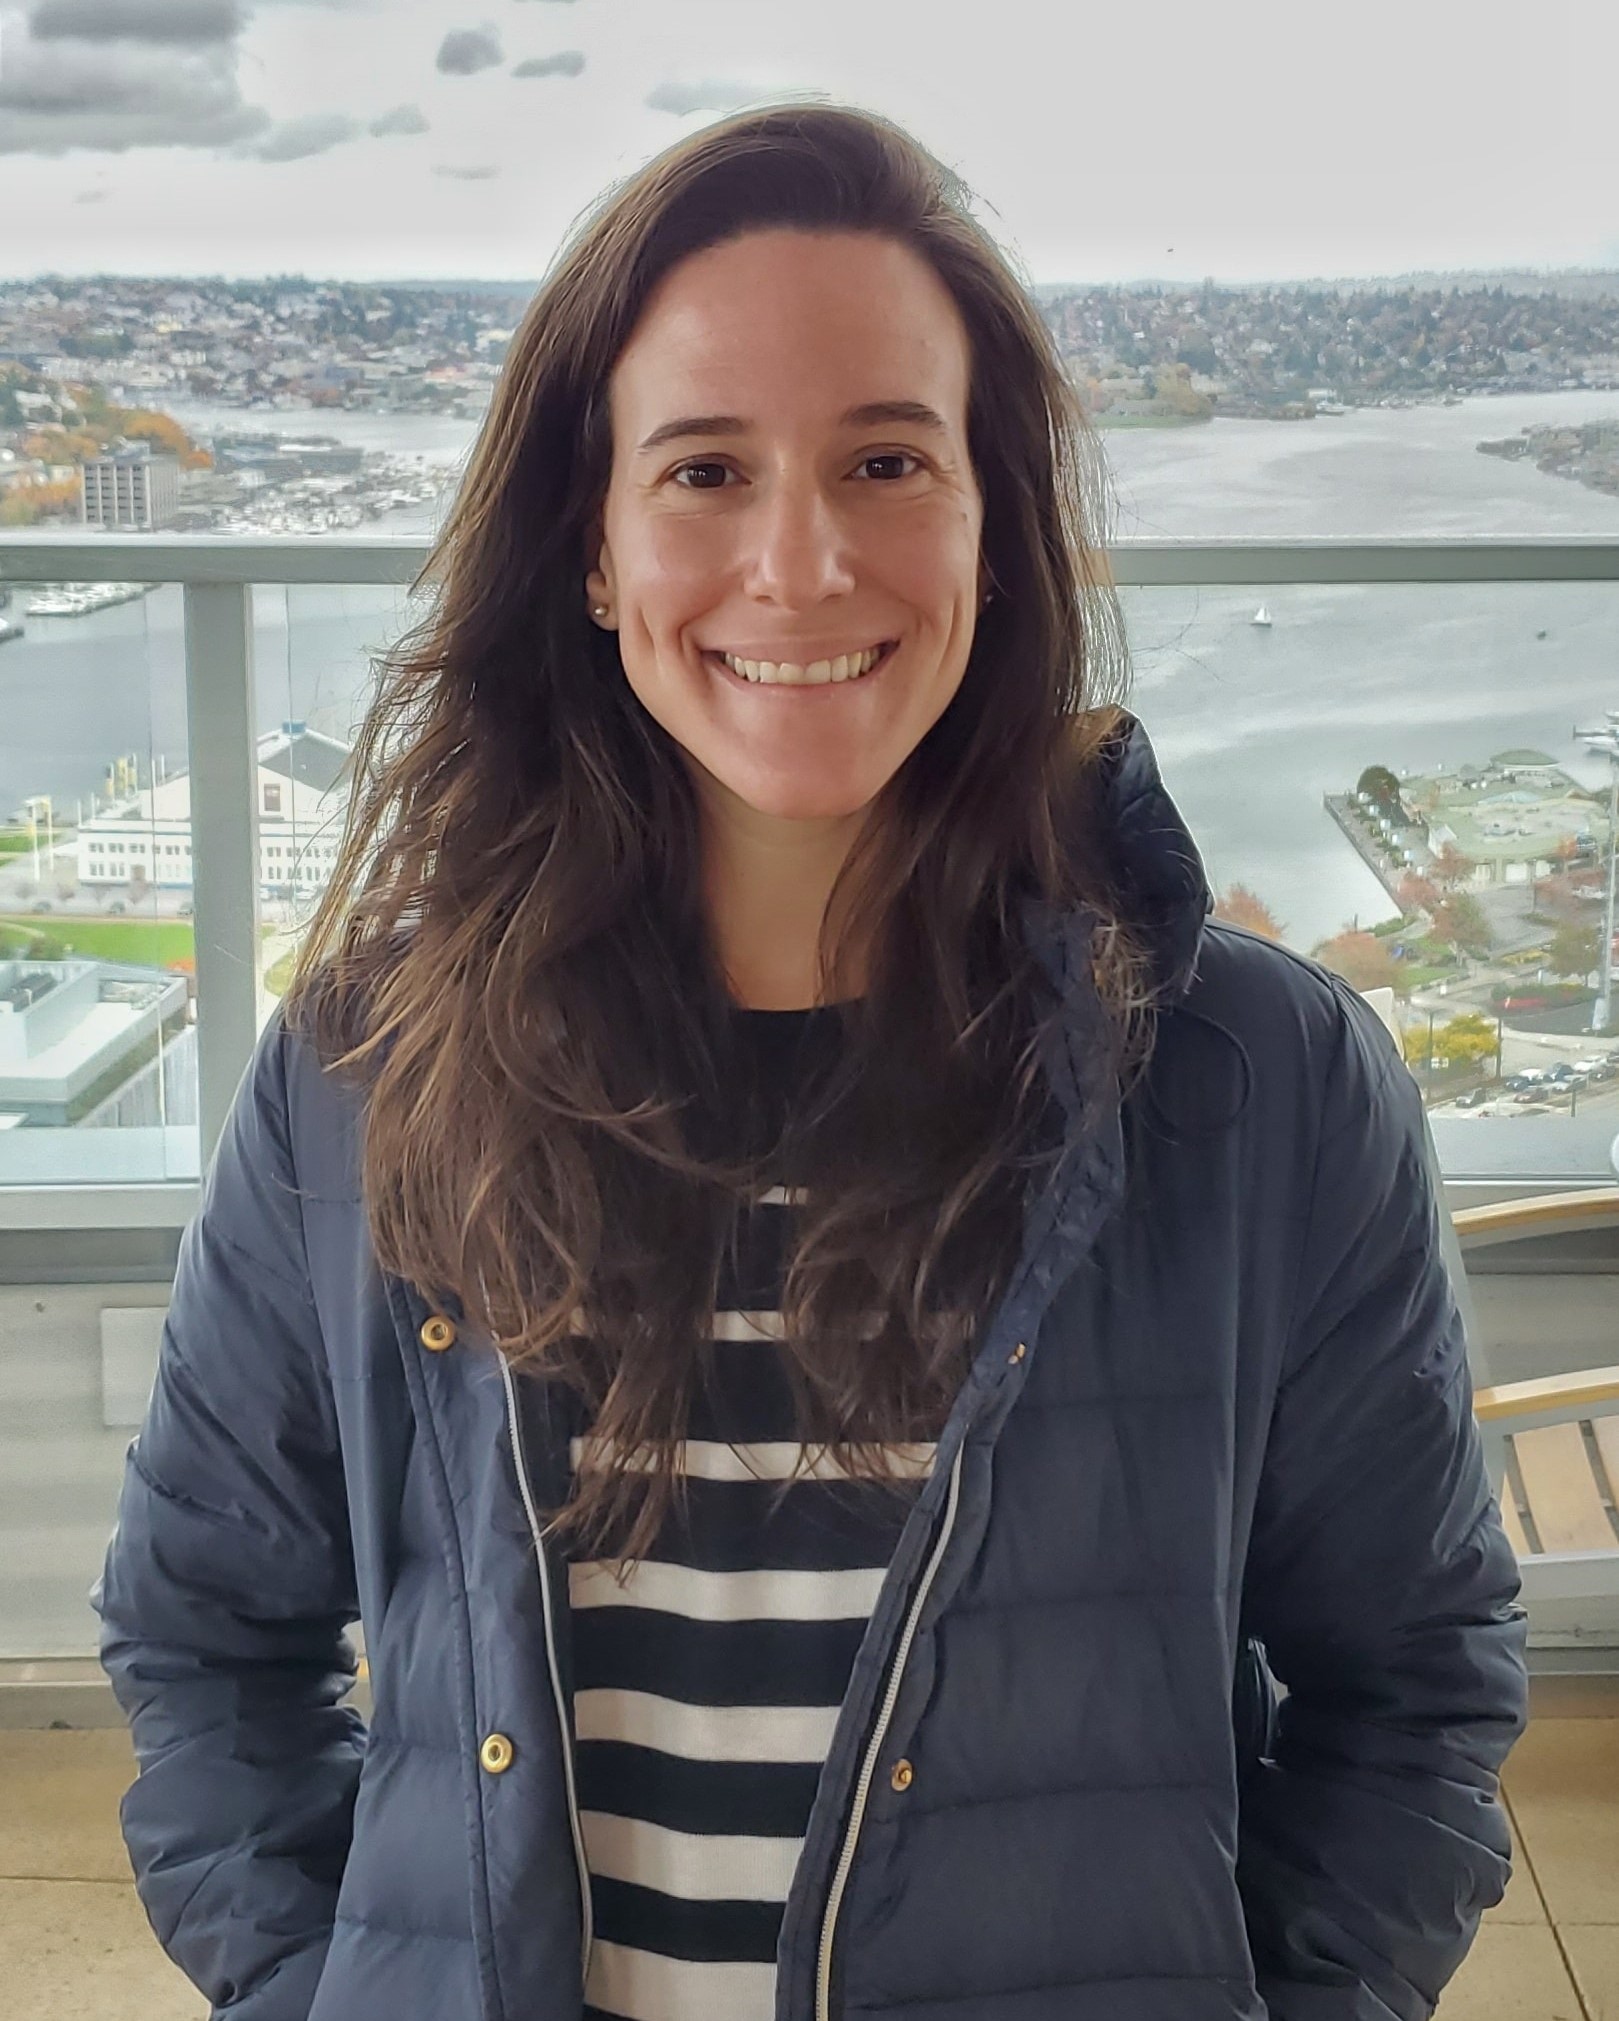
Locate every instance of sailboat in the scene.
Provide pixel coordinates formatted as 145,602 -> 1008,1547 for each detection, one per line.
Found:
1251,605 -> 1273,628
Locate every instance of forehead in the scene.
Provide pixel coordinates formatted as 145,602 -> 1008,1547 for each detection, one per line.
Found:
609,229 -> 972,435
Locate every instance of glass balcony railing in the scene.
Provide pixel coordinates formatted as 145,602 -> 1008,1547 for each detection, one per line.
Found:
2,528 -> 1618,1693
0,535 -> 427,1201
5,530 -> 1619,1211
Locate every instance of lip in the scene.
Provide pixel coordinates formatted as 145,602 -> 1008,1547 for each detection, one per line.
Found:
702,639 -> 898,690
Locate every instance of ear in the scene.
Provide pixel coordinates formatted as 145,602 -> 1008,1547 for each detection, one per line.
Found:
584,527 -> 613,613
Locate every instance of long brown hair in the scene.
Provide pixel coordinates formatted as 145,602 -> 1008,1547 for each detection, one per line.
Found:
289,99 -> 1162,1555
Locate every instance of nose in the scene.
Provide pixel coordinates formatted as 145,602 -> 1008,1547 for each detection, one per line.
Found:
738,474 -> 859,609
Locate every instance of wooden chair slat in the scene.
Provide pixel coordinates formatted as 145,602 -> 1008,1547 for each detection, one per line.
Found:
1510,1422 -> 1615,1553
1590,1417 -> 1619,1527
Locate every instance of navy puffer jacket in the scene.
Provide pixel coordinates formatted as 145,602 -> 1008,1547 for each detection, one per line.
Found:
94,710 -> 1529,2021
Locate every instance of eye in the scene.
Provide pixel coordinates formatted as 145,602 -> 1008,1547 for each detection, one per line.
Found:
858,451 -> 923,481
671,460 -> 733,490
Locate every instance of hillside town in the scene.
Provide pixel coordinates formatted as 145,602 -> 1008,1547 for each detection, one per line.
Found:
0,269 -> 1617,445
1038,273 -> 1619,421
0,275 -> 513,423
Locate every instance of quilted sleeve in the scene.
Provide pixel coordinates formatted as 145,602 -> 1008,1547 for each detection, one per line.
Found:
1237,974 -> 1530,2021
92,1008 -> 364,2019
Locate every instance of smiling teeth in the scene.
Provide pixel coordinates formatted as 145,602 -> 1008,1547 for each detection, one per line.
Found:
719,644 -> 886,685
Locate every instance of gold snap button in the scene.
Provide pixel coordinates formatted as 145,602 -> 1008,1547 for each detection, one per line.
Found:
889,1757 -> 914,1793
420,1315 -> 457,1353
1008,1342 -> 1026,1364
479,1732 -> 515,1774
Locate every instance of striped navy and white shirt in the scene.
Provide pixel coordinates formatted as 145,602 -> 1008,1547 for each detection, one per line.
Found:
566,1005 -> 937,2021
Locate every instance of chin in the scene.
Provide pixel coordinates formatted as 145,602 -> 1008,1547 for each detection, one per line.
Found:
715,764 -> 885,824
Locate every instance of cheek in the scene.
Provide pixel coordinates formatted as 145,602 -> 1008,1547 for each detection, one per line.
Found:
882,499 -> 982,599
628,517 -> 732,602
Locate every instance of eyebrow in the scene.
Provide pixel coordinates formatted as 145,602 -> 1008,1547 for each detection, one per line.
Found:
634,399 -> 952,456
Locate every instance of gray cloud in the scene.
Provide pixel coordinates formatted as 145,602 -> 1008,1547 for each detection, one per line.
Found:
435,26 -> 501,74
369,102 -> 428,136
240,109 -> 361,161
27,0 -> 245,42
645,78 -> 766,116
511,49 -> 583,78
73,185 -> 107,199
0,25 -> 270,153
433,161 -> 499,179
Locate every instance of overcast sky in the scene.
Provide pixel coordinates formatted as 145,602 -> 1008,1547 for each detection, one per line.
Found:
3,0 -> 1617,288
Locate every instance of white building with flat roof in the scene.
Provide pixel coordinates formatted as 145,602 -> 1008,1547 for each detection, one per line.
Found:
0,958 -> 188,1128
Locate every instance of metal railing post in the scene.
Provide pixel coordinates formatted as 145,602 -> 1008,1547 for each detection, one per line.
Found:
183,581 -> 261,1165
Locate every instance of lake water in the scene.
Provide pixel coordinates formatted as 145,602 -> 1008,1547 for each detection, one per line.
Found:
6,388 -> 1619,953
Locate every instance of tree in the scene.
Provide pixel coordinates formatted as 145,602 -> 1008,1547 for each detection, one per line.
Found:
116,407 -> 210,469
1429,890 -> 1492,957
0,477 -> 79,525
1548,923 -> 1600,979
1395,871 -> 1441,917
1211,883 -> 1285,941
1357,764 -> 1401,812
1428,842 -> 1476,889
1311,930 -> 1399,994
1400,1013 -> 1496,1070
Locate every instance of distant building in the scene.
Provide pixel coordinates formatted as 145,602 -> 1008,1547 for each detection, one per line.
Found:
1399,749 -> 1606,887
76,723 -> 353,898
211,434 -> 364,481
81,448 -> 180,530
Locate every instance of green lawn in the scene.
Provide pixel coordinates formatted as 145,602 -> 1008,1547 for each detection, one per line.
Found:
0,915 -> 195,967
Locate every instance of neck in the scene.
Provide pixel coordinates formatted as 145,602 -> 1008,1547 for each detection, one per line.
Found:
694,776 -> 870,1011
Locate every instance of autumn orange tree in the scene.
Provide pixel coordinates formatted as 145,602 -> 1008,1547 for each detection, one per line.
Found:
1310,930 -> 1399,994
1210,884 -> 1285,940
1395,871 -> 1441,917
20,425 -> 101,463
0,477 -> 80,525
1428,842 -> 1476,889
116,407 -> 212,469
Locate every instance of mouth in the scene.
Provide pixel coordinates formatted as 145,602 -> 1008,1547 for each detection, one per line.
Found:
701,639 -> 898,689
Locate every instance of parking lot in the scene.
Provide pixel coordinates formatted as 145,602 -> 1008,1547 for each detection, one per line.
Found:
1429,1051 -> 1619,1119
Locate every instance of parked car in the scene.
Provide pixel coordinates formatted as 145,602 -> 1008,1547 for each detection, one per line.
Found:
1503,1072 -> 1546,1092
1572,1056 -> 1616,1082
1543,1063 -> 1578,1083
1454,1086 -> 1491,1108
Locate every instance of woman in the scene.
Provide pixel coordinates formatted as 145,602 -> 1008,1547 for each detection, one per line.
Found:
96,102 -> 1528,2021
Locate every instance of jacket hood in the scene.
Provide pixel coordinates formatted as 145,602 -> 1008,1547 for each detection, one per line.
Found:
1093,708 -> 1215,1005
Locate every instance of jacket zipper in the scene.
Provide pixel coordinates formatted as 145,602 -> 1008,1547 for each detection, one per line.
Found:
498,1358 -> 595,1982
814,1440 -> 965,2021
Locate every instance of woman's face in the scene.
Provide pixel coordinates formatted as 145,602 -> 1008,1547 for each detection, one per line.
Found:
588,227 -> 986,826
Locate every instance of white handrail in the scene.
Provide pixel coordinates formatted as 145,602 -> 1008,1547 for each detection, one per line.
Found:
5,531 -> 1619,586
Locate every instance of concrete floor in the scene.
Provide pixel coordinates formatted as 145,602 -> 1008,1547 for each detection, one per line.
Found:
1,1709 -> 1616,2020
